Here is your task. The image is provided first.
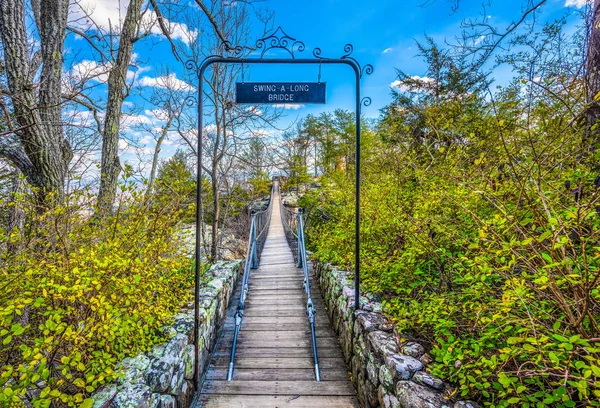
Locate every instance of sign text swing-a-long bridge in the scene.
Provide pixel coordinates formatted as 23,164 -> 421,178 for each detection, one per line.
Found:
187,27 -> 373,407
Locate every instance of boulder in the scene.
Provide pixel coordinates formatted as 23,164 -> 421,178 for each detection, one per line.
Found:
367,331 -> 399,358
146,357 -> 175,394
412,371 -> 445,390
385,353 -> 423,381
402,342 -> 425,359
109,384 -> 153,408
92,384 -> 117,408
378,385 -> 401,408
395,381 -> 451,408
356,311 -> 394,333
177,380 -> 194,408
159,394 -> 176,408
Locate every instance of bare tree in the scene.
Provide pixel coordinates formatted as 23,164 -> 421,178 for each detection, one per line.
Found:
96,0 -> 145,215
0,0 -> 73,206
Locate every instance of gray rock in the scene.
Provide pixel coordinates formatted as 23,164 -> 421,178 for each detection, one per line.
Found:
172,313 -> 195,342
420,353 -> 434,366
169,366 -> 185,395
367,331 -> 399,358
163,333 -> 188,361
395,381 -> 451,408
366,356 -> 379,385
454,401 -> 480,408
402,342 -> 425,358
207,278 -> 224,292
92,384 -> 117,408
385,353 -> 423,380
146,357 -> 175,393
413,371 -> 445,390
147,344 -> 166,359
118,355 -> 151,385
109,384 -> 153,408
183,345 -> 195,380
378,385 -> 401,408
118,354 -> 150,371
379,364 -> 395,389
159,394 -> 176,408
356,311 -> 394,333
177,380 -> 194,408
149,394 -> 160,408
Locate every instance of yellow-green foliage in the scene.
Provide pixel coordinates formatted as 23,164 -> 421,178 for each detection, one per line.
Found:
301,26 -> 600,407
0,183 -> 195,407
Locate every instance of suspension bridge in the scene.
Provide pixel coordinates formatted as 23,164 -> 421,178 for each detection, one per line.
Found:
193,180 -> 359,407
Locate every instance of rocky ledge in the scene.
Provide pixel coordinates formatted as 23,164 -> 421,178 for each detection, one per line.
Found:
91,260 -> 242,408
314,262 -> 479,408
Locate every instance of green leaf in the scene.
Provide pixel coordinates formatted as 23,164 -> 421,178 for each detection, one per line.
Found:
80,398 -> 94,408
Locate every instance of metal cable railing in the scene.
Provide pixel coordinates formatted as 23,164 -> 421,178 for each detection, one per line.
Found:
227,184 -> 274,381
279,189 -> 321,381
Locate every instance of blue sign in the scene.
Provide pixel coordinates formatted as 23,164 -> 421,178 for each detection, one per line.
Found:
236,82 -> 326,104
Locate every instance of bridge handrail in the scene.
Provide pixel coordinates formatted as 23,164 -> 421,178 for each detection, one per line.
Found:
279,189 -> 321,382
227,183 -> 275,381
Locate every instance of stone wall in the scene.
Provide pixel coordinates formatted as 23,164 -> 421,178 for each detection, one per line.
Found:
91,260 -> 243,408
314,262 -> 479,408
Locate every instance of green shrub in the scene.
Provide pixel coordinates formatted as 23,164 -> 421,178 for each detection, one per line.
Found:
0,183 -> 196,407
301,27 -> 600,407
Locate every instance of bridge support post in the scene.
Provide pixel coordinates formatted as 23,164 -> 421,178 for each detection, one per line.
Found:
251,217 -> 258,269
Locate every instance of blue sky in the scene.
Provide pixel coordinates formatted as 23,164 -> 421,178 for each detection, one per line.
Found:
63,0 -> 589,177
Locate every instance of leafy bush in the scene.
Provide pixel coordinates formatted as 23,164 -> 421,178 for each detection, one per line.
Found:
301,24 -> 600,407
0,182 -> 196,407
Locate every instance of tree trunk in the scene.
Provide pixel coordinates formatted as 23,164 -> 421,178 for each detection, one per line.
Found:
7,171 -> 26,254
211,169 -> 220,261
586,0 -> 600,151
0,0 -> 72,206
147,117 -> 175,194
97,0 -> 143,215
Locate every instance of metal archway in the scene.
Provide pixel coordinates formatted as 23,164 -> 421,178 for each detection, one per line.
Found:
187,27 -> 373,390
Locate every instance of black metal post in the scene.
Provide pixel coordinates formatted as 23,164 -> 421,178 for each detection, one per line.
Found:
355,72 -> 361,312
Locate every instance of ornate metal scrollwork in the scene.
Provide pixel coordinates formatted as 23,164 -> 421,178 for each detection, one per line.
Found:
185,59 -> 198,73
183,95 -> 197,107
256,26 -> 306,59
361,97 -> 372,107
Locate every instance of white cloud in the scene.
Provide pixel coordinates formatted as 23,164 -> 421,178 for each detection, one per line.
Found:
390,76 -> 436,93
70,1 -> 197,44
141,10 -> 198,45
272,104 -> 305,110
245,106 -> 263,116
564,0 -> 590,7
70,58 -> 149,85
474,35 -> 486,46
138,73 -> 195,91
71,60 -> 112,83
382,48 -> 393,54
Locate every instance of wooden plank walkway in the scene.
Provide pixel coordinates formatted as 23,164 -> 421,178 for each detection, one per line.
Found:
194,189 -> 359,407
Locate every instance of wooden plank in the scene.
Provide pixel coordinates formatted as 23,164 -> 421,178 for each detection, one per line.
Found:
201,380 -> 356,396
212,347 -> 343,359
209,357 -> 347,370
195,394 -> 359,407
222,324 -> 332,332
204,368 -> 350,382
219,329 -> 337,339
218,337 -> 340,349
